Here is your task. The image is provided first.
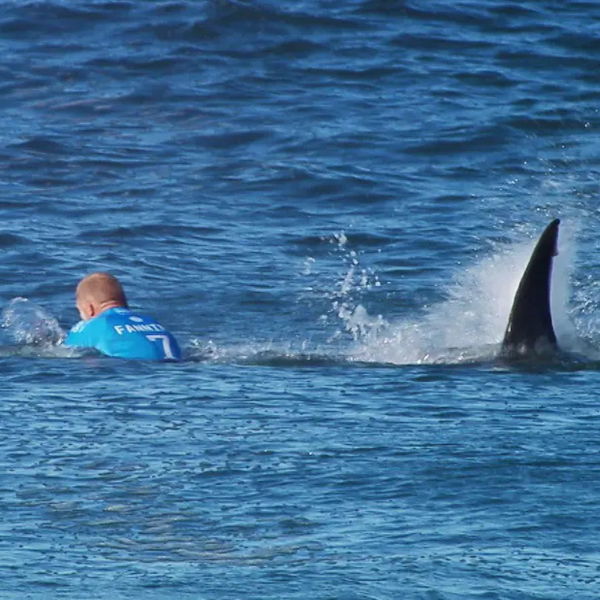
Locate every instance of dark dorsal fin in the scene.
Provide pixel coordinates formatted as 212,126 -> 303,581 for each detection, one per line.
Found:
501,219 -> 560,357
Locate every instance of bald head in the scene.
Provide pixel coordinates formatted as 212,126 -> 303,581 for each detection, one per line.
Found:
76,272 -> 128,320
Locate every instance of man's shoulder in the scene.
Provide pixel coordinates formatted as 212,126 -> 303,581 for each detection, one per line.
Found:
105,307 -> 155,322
64,316 -> 100,347
67,310 -> 124,341
103,307 -> 132,320
69,319 -> 87,334
104,308 -> 164,329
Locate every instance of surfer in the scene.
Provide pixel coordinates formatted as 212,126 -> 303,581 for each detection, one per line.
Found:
64,272 -> 181,360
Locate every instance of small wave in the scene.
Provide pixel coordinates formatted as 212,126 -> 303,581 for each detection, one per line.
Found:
505,113 -> 588,136
390,33 -> 492,53
187,339 -> 348,367
0,233 -> 28,248
496,49 -> 598,72
0,343 -> 82,359
1,297 -> 65,346
0,3 -> 131,39
405,127 -> 511,156
454,70 -> 517,89
204,1 -> 364,32
548,31 -> 600,54
85,56 -> 184,74
10,136 -> 70,156
79,223 -> 223,241
184,129 -> 273,150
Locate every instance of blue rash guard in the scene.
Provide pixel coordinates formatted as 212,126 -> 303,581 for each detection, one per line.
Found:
64,307 -> 181,361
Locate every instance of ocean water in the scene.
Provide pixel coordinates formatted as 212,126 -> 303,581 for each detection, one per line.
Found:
2,1 -> 600,598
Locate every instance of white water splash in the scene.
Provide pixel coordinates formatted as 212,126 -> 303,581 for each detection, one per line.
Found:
326,232 -> 383,340
1,297 -> 65,346
193,224 -> 593,367
342,225 -> 582,365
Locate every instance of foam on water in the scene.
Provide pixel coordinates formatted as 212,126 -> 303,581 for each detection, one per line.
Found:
1,297 -> 64,346
187,223 -> 600,367
342,223 -> 588,365
4,227 -> 592,368
0,297 -> 87,358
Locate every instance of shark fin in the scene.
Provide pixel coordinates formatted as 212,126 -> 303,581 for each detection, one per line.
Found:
501,219 -> 560,357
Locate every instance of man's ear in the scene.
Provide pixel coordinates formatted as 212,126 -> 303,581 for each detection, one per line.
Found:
87,303 -> 96,318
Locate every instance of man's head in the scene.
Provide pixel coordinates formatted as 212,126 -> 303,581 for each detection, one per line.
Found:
75,272 -> 128,320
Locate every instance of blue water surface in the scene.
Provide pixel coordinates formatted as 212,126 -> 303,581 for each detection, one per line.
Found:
2,1 -> 600,598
